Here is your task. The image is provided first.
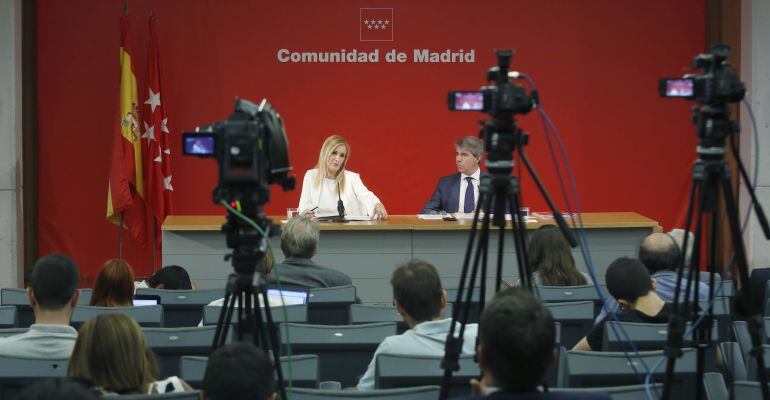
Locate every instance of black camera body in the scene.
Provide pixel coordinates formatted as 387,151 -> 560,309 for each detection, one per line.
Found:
659,44 -> 745,105
659,44 -> 746,149
182,98 -> 295,206
448,50 -> 534,116
447,49 -> 535,174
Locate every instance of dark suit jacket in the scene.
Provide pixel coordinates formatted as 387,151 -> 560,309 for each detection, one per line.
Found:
421,173 -> 462,214
265,257 -> 352,289
462,390 -> 611,400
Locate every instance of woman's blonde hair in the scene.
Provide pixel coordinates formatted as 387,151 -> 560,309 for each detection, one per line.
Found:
314,135 -> 350,191
68,313 -> 159,394
91,259 -> 135,307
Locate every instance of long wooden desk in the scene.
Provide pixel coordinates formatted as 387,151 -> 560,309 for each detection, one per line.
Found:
163,213 -> 661,302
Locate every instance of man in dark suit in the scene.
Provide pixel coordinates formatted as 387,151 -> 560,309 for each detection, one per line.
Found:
420,136 -> 484,214
463,288 -> 611,399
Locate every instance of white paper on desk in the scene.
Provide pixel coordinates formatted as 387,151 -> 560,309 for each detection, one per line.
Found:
345,215 -> 373,221
417,214 -> 445,220
315,212 -> 372,221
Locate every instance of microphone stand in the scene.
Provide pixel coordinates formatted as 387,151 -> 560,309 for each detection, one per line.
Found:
317,181 -> 347,223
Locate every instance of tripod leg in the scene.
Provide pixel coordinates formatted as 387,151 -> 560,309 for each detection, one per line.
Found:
213,275 -> 236,348
721,177 -> 770,400
508,190 -> 531,291
518,148 -> 578,247
440,192 -> 491,400
663,179 -> 702,400
257,285 -> 289,400
496,219 -> 505,292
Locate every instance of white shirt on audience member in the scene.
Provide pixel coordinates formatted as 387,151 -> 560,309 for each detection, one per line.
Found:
0,324 -> 77,359
356,318 -> 478,390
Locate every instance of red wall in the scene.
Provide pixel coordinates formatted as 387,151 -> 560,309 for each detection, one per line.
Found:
37,0 -> 705,279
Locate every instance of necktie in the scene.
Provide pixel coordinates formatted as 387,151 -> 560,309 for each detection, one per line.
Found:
464,177 -> 475,213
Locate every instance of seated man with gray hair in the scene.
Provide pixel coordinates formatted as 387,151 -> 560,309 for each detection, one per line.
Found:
420,136 -> 485,214
267,215 -> 352,288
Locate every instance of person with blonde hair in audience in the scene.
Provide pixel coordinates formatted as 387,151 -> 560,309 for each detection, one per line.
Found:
357,259 -> 477,390
298,134 -> 387,219
68,313 -> 192,394
0,254 -> 80,358
90,259 -> 134,307
526,225 -> 590,286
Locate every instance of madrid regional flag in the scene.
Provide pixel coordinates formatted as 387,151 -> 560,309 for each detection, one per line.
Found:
106,14 -> 148,247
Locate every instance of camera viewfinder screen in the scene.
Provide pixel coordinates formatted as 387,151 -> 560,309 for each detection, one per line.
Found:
184,136 -> 215,155
453,92 -> 484,110
665,79 -> 694,97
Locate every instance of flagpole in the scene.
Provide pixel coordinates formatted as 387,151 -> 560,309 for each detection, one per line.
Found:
119,211 -> 125,259
152,217 -> 158,274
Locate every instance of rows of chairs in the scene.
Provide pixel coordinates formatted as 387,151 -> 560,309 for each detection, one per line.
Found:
0,280 -> 750,399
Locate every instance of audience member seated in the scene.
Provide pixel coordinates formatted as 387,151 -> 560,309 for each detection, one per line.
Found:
466,288 -> 610,399
147,265 -> 195,290
525,225 -> 590,286
202,342 -> 276,400
206,252 -> 284,310
267,216 -> 352,289
90,259 -> 135,307
596,232 -> 707,323
68,313 -> 193,394
356,259 -> 477,390
16,378 -> 100,400
573,257 -> 670,351
667,228 -> 694,267
0,254 -> 80,358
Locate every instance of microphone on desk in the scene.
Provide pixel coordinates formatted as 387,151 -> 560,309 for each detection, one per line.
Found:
336,182 -> 346,221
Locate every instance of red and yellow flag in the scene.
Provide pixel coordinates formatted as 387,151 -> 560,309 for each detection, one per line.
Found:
107,14 -> 147,247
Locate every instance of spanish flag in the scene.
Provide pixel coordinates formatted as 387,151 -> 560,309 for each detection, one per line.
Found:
107,14 -> 147,247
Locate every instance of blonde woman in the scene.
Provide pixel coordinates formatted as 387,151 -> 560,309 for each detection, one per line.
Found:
298,135 -> 387,219
68,313 -> 192,395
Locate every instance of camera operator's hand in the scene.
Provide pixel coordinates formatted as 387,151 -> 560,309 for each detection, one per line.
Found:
373,203 -> 388,220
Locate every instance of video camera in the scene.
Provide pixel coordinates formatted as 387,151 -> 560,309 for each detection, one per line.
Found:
447,49 -> 536,173
447,49 -> 535,116
659,44 -> 746,149
181,98 -> 295,206
659,44 -> 745,105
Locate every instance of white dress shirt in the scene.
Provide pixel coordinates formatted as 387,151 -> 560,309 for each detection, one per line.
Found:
457,168 -> 481,213
298,169 -> 381,216
356,318 -> 478,390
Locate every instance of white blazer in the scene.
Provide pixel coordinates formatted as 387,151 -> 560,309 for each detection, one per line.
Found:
298,169 -> 381,217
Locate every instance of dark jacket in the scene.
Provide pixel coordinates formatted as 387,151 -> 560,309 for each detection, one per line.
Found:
266,257 -> 352,289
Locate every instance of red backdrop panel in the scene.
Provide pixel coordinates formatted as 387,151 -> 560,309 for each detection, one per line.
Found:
37,0 -> 705,279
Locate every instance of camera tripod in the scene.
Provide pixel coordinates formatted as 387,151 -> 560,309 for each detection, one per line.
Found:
439,123 -> 577,400
661,105 -> 770,400
211,207 -> 288,400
